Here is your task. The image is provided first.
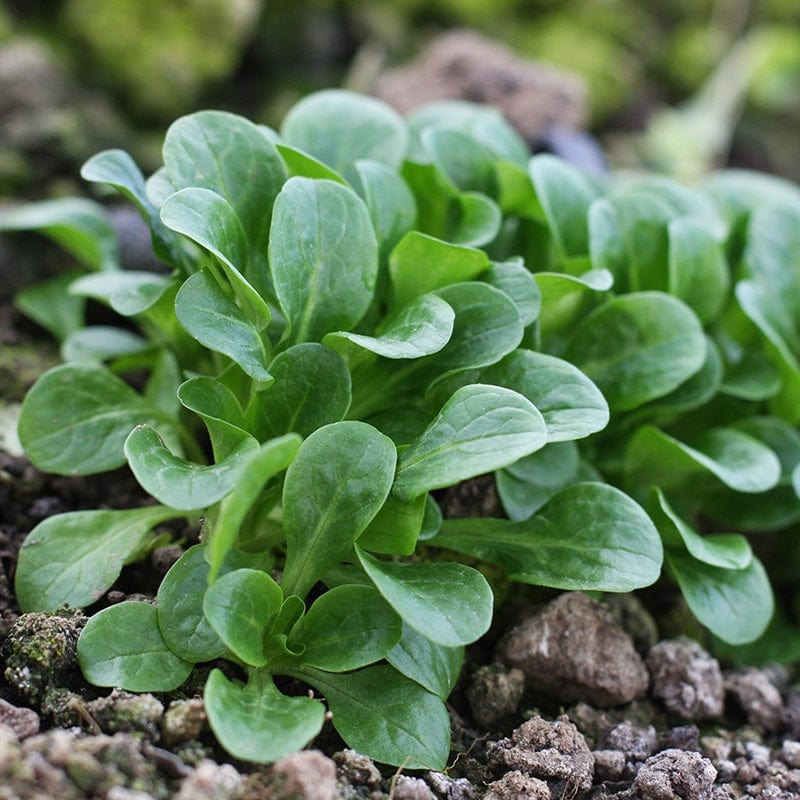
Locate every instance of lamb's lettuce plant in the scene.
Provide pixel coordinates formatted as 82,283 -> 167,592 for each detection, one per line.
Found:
4,88 -> 800,765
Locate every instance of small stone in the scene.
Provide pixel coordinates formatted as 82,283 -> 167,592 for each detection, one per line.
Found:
659,725 -> 700,753
487,714 -> 594,795
700,735 -> 732,763
597,721 -> 657,765
269,750 -> 337,800
0,697 -> 40,738
647,637 -> 724,720
333,749 -> 382,786
725,668 -> 785,733
499,592 -> 648,707
467,662 -> 526,728
426,771 -> 475,800
592,749 -> 626,781
483,771 -> 552,800
393,776 -> 436,800
162,698 -> 207,746
632,749 -> 717,800
87,689 -> 164,739
781,740 -> 800,768
174,759 -> 241,800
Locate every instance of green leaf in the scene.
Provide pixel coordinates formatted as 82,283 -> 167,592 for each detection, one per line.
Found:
357,492 -> 426,556
296,665 -> 450,769
16,505 -> 180,612
0,197 -> 119,271
529,154 -> 599,257
281,89 -> 408,182
535,270 -> 612,342
432,482 -> 663,591
387,623 -> 463,699
163,110 -> 287,291
290,585 -> 402,672
203,569 -> 283,667
281,422 -> 397,598
81,149 -> 178,266
78,602 -> 193,691
721,351 -> 781,401
625,425 -> 781,493
480,350 -> 609,442
666,549 -> 773,645
650,489 -> 752,570
394,384 -> 547,499
160,187 -> 271,328
421,127 -> 496,195
389,232 -> 490,310
61,326 -> 150,363
15,271 -> 85,342
269,177 -> 378,344
208,435 -> 302,580
246,343 -> 351,440
482,259 -> 541,327
564,292 -> 706,411
325,293 -> 454,359
276,143 -> 348,183
69,270 -> 175,317
175,271 -> 271,381
18,363 -> 171,475
124,424 -> 258,510
357,548 -> 493,647
205,669 -> 325,763
668,217 -> 730,324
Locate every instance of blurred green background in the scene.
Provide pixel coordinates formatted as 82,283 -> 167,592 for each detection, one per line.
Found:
1,0 -> 798,196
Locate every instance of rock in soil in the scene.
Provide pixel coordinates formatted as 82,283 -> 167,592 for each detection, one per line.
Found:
498,591 -> 649,706
647,637 -> 724,720
724,667 -> 787,734
483,770 -> 552,800
632,748 -> 717,799
0,697 -> 39,738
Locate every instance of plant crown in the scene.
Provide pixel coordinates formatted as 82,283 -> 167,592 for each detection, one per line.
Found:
4,89 -> 800,766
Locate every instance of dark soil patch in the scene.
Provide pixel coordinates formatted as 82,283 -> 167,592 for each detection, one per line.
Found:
2,302 -> 800,800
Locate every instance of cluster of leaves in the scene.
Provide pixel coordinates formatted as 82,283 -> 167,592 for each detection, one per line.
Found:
3,89 -> 800,766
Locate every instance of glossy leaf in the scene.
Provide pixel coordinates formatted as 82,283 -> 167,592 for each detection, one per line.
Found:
205,669 -> 325,763
175,271 -> 271,381
78,602 -> 193,691
15,271 -> 85,341
564,292 -> 706,411
125,424 -> 258,510
16,505 -> 180,612
297,665 -> 450,770
203,569 -> 283,667
269,177 -> 378,343
18,363 -> 171,475
357,491 -> 426,556
69,270 -> 175,317
387,623 -> 464,699
276,143 -> 347,183
358,548 -> 493,647
61,326 -> 149,363
290,585 -> 402,671
481,259 -> 541,327
394,384 -> 547,499
281,422 -> 396,597
421,127 -> 496,195
433,482 -> 663,591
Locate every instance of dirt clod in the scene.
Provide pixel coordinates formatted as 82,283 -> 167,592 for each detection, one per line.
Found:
0,697 -> 39,738
597,720 -> 657,777
162,698 -> 207,747
498,592 -> 649,707
724,667 -> 786,734
266,750 -> 337,800
487,714 -> 594,796
467,662 -> 525,729
483,770 -> 552,800
647,637 -> 723,720
393,776 -> 436,800
426,771 -> 475,800
631,748 -> 717,799
86,689 -> 164,740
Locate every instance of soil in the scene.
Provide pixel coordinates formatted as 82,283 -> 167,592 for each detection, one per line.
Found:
2,303 -> 800,800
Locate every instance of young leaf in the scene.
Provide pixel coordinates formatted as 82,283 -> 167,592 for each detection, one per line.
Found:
357,491 -> 426,556
393,384 -> 547,499
78,602 -> 193,691
18,363 -> 172,475
421,127 -> 497,196
281,89 -> 408,181
389,232 -> 490,310
479,350 -> 609,442
15,271 -> 85,342
625,425 -> 781,493
16,505 -> 180,612
174,270 -> 272,381
666,549 -> 773,645
357,548 -> 493,647
276,143 -> 347,183
387,623 -> 464,699
432,482 -> 663,591
650,489 -> 752,570
60,326 -> 149,363
160,187 -> 272,328
246,343 -> 351,440
124,424 -> 258,510
207,434 -> 302,579
481,259 -> 541,327
205,669 -> 325,763
0,197 -> 119,271
536,270 -> 612,342
281,422 -> 397,598
69,270 -> 175,317
325,293 -> 455,360
203,569 -> 283,667
269,177 -> 378,344
564,292 -> 706,411
289,585 -> 402,672
296,665 -> 450,770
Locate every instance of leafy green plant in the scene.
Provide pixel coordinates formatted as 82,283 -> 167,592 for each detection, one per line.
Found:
5,88 -> 800,766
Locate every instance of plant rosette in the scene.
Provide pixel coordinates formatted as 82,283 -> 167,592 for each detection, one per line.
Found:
4,89 -> 799,767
